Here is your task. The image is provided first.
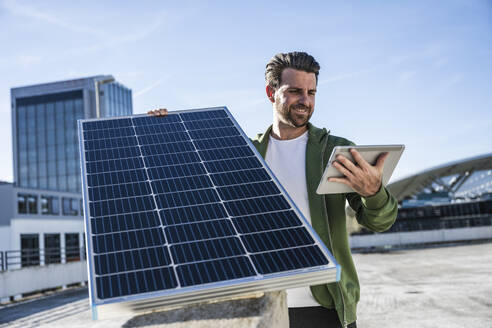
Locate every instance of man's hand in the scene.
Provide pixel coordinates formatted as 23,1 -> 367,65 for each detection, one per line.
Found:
147,108 -> 168,117
328,149 -> 388,197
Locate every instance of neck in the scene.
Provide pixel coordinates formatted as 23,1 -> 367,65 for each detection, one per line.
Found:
270,119 -> 308,140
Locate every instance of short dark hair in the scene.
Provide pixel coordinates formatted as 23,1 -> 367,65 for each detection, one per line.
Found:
265,51 -> 320,88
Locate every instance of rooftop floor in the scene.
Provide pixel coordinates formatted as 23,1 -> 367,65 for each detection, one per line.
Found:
1,242 -> 491,327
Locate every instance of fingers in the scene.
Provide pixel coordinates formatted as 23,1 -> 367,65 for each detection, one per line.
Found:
335,154 -> 358,174
332,160 -> 355,179
328,177 -> 353,188
349,148 -> 371,170
147,108 -> 168,117
375,152 -> 389,170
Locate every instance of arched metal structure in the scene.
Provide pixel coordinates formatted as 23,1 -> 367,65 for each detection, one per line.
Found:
387,153 -> 492,202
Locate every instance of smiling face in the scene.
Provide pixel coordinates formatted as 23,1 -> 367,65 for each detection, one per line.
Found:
270,68 -> 317,130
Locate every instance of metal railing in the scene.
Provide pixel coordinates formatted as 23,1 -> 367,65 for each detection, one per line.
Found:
0,247 -> 86,271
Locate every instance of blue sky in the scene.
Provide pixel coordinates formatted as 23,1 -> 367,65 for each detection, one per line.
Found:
0,0 -> 491,182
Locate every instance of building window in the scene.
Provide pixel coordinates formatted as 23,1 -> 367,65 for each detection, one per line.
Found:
28,195 -> 37,213
18,193 -> 38,214
44,233 -> 61,264
80,199 -> 84,216
21,234 -> 39,267
41,195 -> 60,215
62,197 -> 78,216
18,194 -> 27,214
65,233 -> 80,262
52,197 -> 60,215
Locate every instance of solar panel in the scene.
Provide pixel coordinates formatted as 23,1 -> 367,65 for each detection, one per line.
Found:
79,107 -> 340,319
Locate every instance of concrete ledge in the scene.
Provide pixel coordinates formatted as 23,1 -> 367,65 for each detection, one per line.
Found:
121,291 -> 288,328
350,226 -> 492,248
0,261 -> 87,299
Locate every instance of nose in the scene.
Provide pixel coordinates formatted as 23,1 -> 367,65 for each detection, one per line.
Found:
298,91 -> 310,107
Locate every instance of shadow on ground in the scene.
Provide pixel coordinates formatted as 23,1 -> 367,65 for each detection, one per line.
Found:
0,287 -> 89,325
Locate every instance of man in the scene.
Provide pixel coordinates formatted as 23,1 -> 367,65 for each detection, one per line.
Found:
149,51 -> 398,328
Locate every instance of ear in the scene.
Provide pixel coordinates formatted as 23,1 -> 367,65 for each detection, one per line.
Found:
266,85 -> 275,103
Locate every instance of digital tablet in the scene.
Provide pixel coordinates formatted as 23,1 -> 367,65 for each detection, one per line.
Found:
316,145 -> 405,194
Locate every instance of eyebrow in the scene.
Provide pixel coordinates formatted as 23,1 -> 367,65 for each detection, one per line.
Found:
288,87 -> 317,92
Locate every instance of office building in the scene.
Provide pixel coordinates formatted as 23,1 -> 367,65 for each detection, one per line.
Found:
1,76 -> 132,266
11,76 -> 132,193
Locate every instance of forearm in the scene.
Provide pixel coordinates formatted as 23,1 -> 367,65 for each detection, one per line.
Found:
347,186 -> 398,232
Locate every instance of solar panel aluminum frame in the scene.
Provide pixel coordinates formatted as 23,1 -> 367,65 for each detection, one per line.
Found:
78,106 -> 340,320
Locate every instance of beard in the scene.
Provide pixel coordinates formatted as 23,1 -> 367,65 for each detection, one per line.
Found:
278,103 -> 313,128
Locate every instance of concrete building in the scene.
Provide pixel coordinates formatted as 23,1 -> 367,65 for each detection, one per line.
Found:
2,76 -> 132,268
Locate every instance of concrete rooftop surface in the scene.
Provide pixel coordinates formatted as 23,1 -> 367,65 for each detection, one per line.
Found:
1,242 -> 491,328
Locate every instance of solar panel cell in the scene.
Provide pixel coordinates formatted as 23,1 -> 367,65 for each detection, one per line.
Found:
134,122 -> 185,136
199,146 -> 254,161
156,188 -> 220,209
95,246 -> 171,275
151,175 -> 212,194
179,109 -> 228,121
137,132 -> 190,145
183,117 -> 234,130
89,195 -> 155,217
164,219 -> 236,243
223,195 -> 290,216
171,237 -> 245,264
241,227 -> 314,253
209,168 -> 270,186
193,135 -> 246,150
87,157 -> 144,174
85,136 -> 138,150
89,181 -> 151,201
159,203 -> 228,226
96,266 -> 178,299
216,181 -> 280,201
140,141 -> 195,156
251,246 -> 328,274
188,126 -> 239,139
176,256 -> 255,287
87,169 -> 147,187
232,210 -> 301,234
84,127 -> 135,140
204,157 -> 262,173
133,114 -> 182,125
147,163 -> 206,180
91,211 -> 160,235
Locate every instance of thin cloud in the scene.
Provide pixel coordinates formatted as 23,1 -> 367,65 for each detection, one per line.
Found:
58,20 -> 164,58
318,67 -> 376,85
1,0 -> 108,38
17,55 -> 42,68
134,78 -> 165,98
440,74 -> 464,90
399,70 -> 417,83
2,0 -> 165,60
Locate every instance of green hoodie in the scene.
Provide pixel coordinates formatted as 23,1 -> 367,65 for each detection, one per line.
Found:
252,123 -> 398,327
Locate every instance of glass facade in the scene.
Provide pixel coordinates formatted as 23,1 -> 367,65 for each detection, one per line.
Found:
102,82 -> 133,118
16,90 -> 84,193
14,79 -> 133,194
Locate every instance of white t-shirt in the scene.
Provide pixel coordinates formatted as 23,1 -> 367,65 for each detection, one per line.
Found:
265,131 -> 319,308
